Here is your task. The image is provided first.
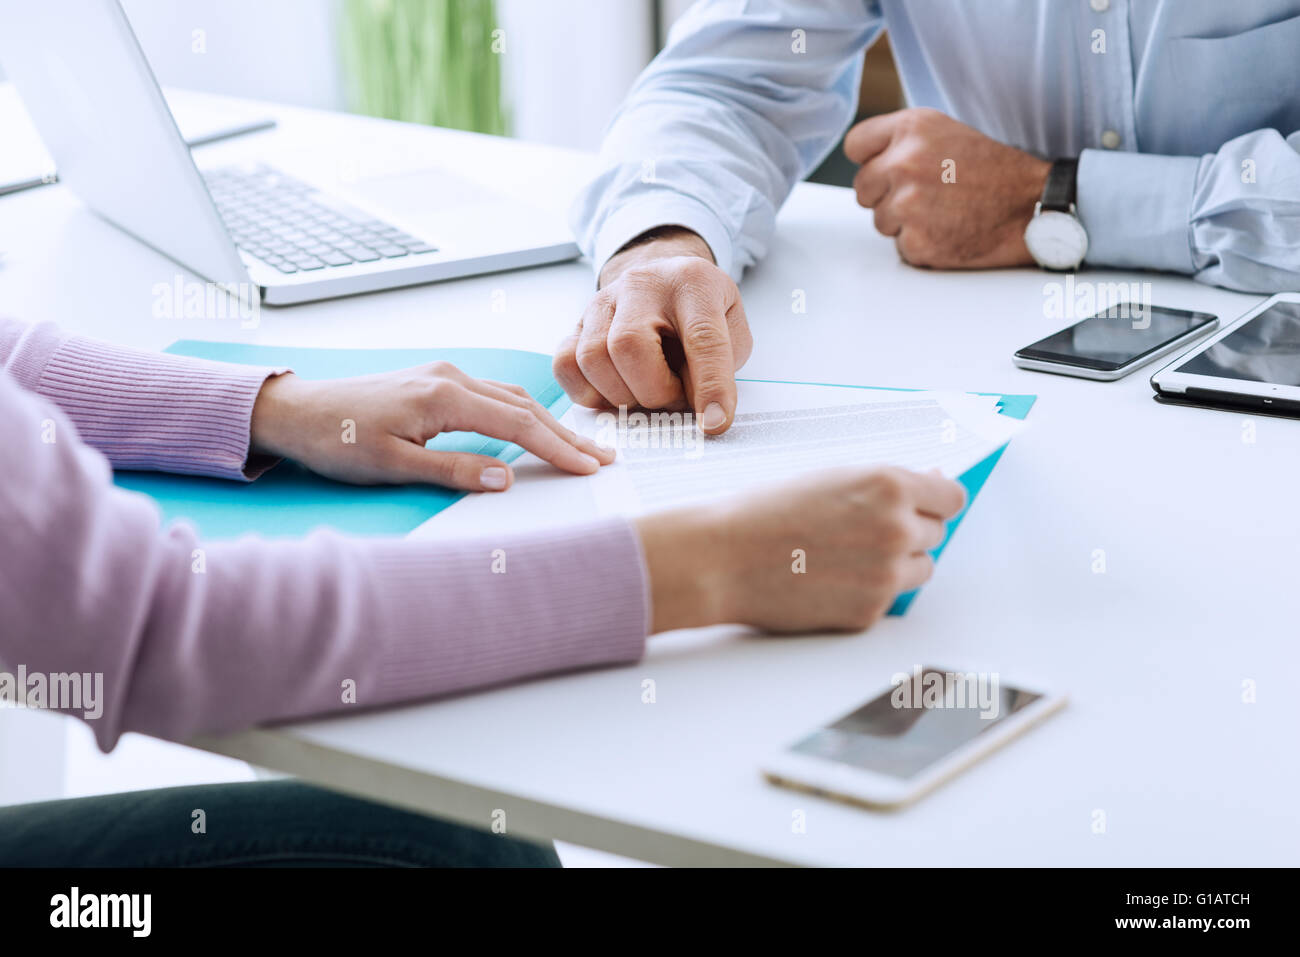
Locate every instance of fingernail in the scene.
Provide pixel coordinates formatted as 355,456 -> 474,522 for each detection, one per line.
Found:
577,453 -> 601,471
701,402 -> 726,431
480,467 -> 509,490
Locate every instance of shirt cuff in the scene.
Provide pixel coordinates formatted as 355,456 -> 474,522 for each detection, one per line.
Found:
1077,148 -> 1200,275
32,335 -> 287,481
591,191 -> 737,282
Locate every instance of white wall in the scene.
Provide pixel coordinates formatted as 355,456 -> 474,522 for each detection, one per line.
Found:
121,0 -> 347,110
118,0 -> 661,151
496,0 -> 655,150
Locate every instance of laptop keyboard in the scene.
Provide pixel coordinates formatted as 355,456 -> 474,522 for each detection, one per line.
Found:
203,164 -> 438,274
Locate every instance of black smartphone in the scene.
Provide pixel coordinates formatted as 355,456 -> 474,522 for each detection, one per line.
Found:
1014,304 -> 1218,380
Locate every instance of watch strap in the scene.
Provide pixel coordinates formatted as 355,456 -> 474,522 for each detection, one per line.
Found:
1040,158 -> 1078,212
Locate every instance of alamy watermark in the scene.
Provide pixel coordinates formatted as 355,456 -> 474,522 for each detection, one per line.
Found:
1044,275 -> 1153,329
593,406 -> 706,459
152,273 -> 261,329
0,665 -> 103,720
890,665 -> 1001,719
50,887 -> 151,937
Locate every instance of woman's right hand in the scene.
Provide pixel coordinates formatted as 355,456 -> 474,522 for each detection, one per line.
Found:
635,467 -> 966,634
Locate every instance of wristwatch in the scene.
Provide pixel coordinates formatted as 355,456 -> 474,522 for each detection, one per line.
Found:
1023,158 -> 1088,271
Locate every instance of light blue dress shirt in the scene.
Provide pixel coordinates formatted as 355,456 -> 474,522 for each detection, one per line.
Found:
571,0 -> 1300,292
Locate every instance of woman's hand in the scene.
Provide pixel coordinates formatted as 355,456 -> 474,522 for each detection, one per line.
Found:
249,363 -> 614,491
636,466 -> 966,634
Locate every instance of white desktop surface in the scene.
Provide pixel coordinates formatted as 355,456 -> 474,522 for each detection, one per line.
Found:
1,92 -> 1296,867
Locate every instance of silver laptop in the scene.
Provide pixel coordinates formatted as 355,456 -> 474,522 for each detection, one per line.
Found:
0,0 -> 579,305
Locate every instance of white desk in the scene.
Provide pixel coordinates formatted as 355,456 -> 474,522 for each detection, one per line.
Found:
3,93 -> 1297,867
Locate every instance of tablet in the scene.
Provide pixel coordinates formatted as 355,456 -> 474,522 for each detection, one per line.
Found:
1150,293 -> 1300,416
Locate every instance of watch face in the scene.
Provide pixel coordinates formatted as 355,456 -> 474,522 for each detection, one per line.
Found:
1024,210 -> 1088,270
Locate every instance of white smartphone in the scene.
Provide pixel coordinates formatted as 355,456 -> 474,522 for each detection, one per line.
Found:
1014,303 -> 1218,380
762,667 -> 1067,809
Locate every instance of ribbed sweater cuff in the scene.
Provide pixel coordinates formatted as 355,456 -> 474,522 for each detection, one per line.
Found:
367,518 -> 652,702
28,336 -> 286,481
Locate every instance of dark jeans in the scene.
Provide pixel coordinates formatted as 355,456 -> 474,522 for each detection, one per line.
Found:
0,780 -> 560,867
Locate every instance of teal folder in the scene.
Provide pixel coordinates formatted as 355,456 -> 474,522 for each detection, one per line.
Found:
114,343 -> 1033,616
113,342 -> 572,539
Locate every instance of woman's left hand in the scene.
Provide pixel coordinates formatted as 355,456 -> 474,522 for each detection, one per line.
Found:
249,362 -> 615,491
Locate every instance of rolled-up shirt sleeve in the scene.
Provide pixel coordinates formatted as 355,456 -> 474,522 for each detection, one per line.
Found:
570,0 -> 882,281
1078,128 -> 1300,293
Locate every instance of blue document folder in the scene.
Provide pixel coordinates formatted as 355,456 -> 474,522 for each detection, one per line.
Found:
113,342 -> 572,539
114,342 -> 1033,615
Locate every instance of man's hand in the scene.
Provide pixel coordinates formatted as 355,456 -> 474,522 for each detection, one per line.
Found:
552,227 -> 752,435
845,107 -> 1051,269
250,364 -> 614,491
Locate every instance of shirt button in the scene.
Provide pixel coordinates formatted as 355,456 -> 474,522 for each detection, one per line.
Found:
1090,0 -> 1110,11
1101,129 -> 1121,149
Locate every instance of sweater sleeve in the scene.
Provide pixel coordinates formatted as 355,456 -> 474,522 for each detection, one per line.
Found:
0,369 -> 650,752
0,317 -> 284,480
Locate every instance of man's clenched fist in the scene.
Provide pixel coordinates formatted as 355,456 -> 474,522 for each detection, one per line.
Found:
845,107 -> 1051,269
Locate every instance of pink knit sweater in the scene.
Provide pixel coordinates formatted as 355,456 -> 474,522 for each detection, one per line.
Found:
0,319 -> 649,751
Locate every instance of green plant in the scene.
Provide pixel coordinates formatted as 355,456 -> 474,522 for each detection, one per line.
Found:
340,0 -> 508,136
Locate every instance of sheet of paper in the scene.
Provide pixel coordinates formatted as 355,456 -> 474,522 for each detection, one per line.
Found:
570,381 -> 1023,517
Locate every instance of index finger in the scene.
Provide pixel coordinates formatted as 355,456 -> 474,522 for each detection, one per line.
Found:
676,303 -> 742,434
844,111 -> 903,165
473,378 -> 617,465
447,390 -> 603,475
